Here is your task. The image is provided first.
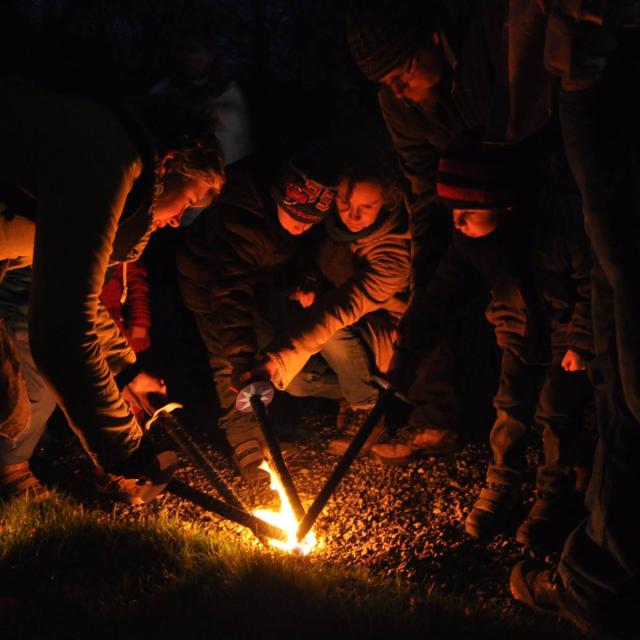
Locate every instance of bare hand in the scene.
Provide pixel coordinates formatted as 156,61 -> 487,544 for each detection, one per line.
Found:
561,349 -> 587,372
290,288 -> 316,308
122,371 -> 167,415
237,358 -> 277,388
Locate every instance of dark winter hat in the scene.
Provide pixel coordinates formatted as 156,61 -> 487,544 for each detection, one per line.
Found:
271,156 -> 338,224
436,144 -> 522,210
346,0 -> 436,81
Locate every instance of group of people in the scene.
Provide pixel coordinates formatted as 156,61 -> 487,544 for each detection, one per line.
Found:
1,1 -> 638,637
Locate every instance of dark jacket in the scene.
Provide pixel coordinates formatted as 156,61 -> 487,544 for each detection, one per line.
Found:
380,1 -> 555,284
177,165 -> 310,378
0,79 -> 158,468
397,188 -> 593,364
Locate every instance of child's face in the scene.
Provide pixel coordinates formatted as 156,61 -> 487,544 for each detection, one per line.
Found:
277,206 -> 313,236
336,180 -> 383,233
452,209 -> 502,238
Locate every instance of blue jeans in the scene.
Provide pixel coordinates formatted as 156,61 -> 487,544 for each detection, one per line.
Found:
550,24 -> 640,626
0,269 -> 57,466
286,326 -> 378,409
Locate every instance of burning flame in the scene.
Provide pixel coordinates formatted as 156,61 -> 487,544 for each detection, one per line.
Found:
253,461 -> 317,554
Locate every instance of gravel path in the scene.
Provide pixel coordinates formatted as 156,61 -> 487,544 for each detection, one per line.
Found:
35,397 -> 552,619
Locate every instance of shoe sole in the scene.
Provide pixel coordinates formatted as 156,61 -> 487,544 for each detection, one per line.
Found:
369,444 -> 461,467
122,450 -> 179,506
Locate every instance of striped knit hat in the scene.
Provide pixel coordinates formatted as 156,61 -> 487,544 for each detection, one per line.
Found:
346,0 -> 435,81
436,144 -> 521,210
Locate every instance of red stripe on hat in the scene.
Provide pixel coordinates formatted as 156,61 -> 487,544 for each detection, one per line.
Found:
437,184 -> 509,203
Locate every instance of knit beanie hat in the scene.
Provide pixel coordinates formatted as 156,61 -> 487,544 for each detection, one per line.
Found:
346,0 -> 435,81
436,143 -> 521,210
271,155 -> 338,224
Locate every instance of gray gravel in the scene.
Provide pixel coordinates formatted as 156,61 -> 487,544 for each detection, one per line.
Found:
36,402 -> 549,618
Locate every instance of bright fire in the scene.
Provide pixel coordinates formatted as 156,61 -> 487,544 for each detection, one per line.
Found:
253,461 -> 317,554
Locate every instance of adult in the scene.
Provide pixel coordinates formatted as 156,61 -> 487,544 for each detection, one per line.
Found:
0,79 -> 224,504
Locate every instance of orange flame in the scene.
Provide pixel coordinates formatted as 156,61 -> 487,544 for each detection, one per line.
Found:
253,461 -> 317,554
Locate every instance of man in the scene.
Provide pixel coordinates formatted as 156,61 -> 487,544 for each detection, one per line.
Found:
347,0 -> 555,455
0,79 -> 224,504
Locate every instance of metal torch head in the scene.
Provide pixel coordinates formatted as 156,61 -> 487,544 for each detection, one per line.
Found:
235,381 -> 275,413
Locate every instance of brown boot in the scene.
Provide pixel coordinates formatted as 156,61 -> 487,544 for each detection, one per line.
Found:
370,428 -> 460,466
0,461 -> 50,502
327,409 -> 387,457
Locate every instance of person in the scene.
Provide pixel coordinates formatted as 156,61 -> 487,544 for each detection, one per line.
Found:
377,143 -> 594,550
101,259 -> 152,355
346,0 -> 557,452
508,4 -> 640,637
246,155 -> 411,457
0,78 -> 225,504
0,267 -> 57,500
176,155 -> 336,481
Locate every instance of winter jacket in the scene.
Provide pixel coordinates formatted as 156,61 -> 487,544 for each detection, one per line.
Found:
0,79 -> 158,468
380,1 -> 556,287
177,164 -> 309,379
101,260 -> 151,353
398,188 -> 592,364
268,205 -> 411,390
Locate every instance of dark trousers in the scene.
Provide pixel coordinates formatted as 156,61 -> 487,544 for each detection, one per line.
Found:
490,348 -> 592,492
556,41 -> 640,620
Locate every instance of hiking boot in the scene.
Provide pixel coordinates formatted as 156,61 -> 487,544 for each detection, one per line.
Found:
370,428 -> 460,466
0,461 -> 50,503
336,399 -> 354,430
510,560 -> 609,638
515,492 -> 587,549
465,466 -> 521,540
327,409 -> 387,457
96,443 -> 178,506
232,439 -> 269,483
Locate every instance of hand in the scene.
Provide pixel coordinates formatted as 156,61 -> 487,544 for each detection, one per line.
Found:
561,349 -> 587,372
233,358 -> 277,392
290,288 -> 316,308
122,371 -> 167,416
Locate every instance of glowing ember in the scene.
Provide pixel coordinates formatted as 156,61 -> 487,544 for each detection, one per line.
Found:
253,461 -> 317,554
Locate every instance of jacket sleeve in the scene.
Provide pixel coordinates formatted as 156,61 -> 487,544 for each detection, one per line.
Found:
121,260 -> 151,330
269,235 -> 410,389
379,89 -> 453,286
564,202 -> 593,357
28,120 -> 143,469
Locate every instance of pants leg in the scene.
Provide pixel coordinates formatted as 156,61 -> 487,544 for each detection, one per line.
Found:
535,364 -> 593,495
286,355 -> 343,401
490,349 -> 539,473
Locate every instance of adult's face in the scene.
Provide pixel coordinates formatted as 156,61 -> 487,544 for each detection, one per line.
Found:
379,36 -> 444,108
276,206 -> 314,236
336,180 -> 384,233
152,174 -> 213,230
452,209 -> 502,238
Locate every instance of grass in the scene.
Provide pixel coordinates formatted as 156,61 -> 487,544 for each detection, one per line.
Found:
0,495 -> 579,640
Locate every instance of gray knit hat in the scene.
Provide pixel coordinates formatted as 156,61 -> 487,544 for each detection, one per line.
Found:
346,0 -> 435,80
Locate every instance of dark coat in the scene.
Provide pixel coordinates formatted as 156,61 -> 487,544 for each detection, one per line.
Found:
176,164 -> 311,377
398,188 -> 593,364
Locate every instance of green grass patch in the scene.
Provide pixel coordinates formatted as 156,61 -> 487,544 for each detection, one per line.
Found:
0,495 -> 577,639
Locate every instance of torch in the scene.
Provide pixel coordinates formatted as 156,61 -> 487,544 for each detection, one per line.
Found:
236,381 -> 306,521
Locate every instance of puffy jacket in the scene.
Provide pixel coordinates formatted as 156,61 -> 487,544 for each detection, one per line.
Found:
177,164 -> 308,378
268,205 -> 411,390
0,79 -> 157,468
398,188 -> 592,363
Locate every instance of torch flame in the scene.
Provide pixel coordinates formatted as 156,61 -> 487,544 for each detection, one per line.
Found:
253,461 -> 317,554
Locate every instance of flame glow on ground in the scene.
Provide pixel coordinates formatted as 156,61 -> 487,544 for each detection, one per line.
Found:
253,461 -> 317,554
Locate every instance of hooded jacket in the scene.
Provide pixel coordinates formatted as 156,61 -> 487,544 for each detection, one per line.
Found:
0,79 -> 158,467
268,205 -> 411,390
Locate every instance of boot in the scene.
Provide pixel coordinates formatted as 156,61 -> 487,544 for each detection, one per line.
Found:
328,409 -> 387,457
465,465 -> 521,541
0,461 -> 49,502
515,491 -> 587,549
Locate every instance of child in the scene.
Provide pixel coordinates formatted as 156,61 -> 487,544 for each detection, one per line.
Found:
384,143 -> 594,548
